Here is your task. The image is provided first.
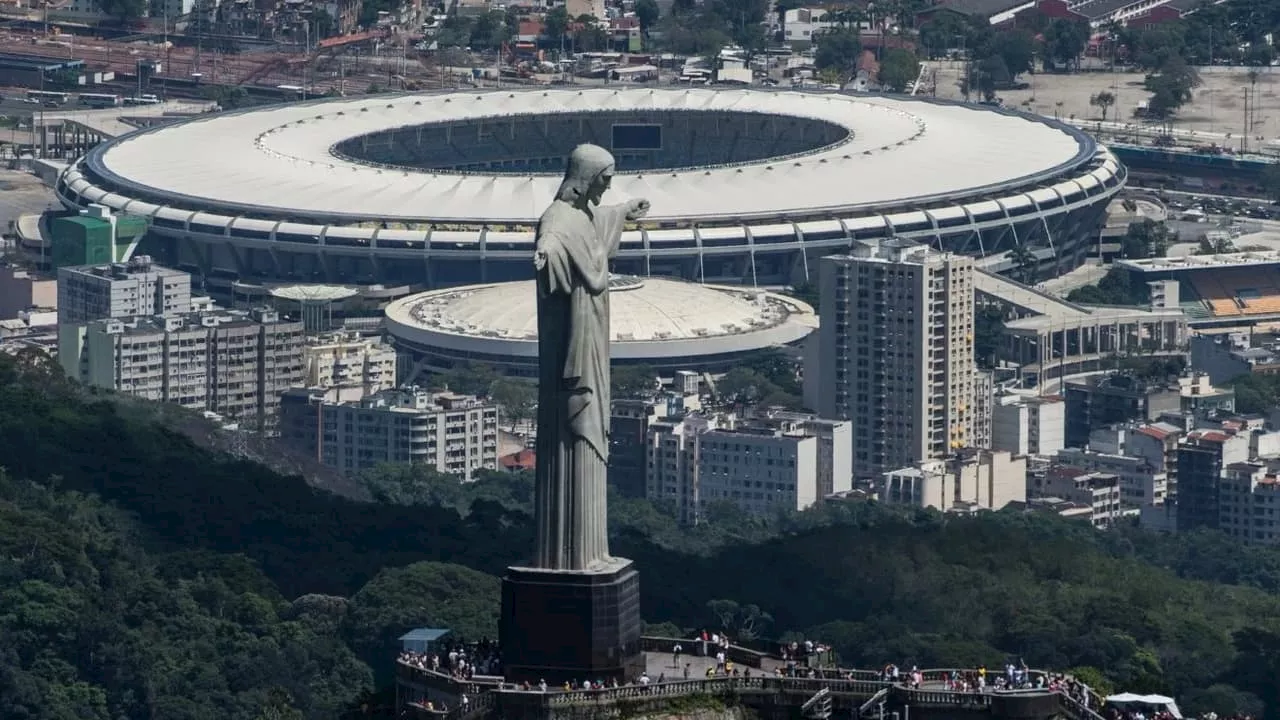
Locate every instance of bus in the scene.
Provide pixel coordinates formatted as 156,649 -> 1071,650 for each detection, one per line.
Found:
124,94 -> 161,106
79,92 -> 121,108
27,90 -> 68,105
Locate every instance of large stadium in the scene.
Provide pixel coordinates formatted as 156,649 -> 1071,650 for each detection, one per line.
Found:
54,87 -> 1125,290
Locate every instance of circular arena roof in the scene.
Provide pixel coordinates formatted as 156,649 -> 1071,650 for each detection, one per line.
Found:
385,276 -> 818,364
81,88 -> 1093,225
268,284 -> 360,302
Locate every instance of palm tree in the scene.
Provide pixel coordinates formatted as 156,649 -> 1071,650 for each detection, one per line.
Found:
1009,244 -> 1037,284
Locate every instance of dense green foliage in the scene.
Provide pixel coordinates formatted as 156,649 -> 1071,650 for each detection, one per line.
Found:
1231,372 -> 1280,415
9,351 -> 1280,718
1067,267 -> 1151,307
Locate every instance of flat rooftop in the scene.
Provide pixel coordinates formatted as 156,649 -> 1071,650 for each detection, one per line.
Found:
1117,251 -> 1280,273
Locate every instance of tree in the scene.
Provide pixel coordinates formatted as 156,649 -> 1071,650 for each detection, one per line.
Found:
705,598 -> 774,640
814,29 -> 862,79
918,11 -> 968,59
969,55 -> 1010,102
432,362 -> 500,397
310,8 -> 335,38
94,0 -> 146,23
1042,18 -> 1089,71
878,48 -> 921,93
1009,243 -> 1038,284
1090,90 -> 1116,121
1144,55 -> 1200,119
488,378 -> 535,432
543,5 -> 570,45
991,28 -> 1037,78
347,562 -> 500,671
612,364 -> 657,399
204,85 -> 251,110
635,0 -> 660,35
1121,219 -> 1174,259
1066,267 -> 1149,306
469,9 -> 512,51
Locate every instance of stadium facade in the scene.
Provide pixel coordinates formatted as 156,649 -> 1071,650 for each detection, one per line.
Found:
54,88 -> 1125,290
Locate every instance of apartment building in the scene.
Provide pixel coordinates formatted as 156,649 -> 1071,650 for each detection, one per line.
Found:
57,256 -> 191,324
302,331 -> 397,396
279,386 -> 499,479
1219,462 -> 1280,546
1176,428 -> 1251,532
990,390 -> 1065,457
973,370 -> 994,450
1040,466 -> 1123,528
697,427 -> 820,518
1055,446 -> 1168,508
1063,373 -> 1181,448
644,412 -> 852,522
1088,421 -> 1183,500
818,238 -> 976,481
1190,332 -> 1280,385
878,449 -> 1026,512
0,266 -> 57,320
58,307 -> 303,430
646,414 -> 720,523
611,397 -> 671,499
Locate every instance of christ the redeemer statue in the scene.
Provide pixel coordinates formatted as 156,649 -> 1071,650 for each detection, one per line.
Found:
531,143 -> 649,572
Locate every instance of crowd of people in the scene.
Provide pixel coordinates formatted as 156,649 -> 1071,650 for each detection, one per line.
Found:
397,638 -> 502,681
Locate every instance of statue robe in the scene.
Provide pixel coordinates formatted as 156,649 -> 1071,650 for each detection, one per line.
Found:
532,198 -> 628,572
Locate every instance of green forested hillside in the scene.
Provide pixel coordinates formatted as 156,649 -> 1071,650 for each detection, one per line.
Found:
3,351 -> 1280,720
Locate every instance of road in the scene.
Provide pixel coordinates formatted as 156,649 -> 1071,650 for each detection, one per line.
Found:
0,169 -> 55,240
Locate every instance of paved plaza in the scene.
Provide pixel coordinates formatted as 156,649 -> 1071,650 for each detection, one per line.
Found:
642,649 -> 786,680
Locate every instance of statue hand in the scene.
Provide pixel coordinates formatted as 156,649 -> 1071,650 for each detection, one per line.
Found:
626,198 -> 651,221
534,249 -> 548,271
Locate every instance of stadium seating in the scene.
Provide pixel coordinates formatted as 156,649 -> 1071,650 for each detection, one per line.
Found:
1188,267 -> 1280,317
1189,273 -> 1241,315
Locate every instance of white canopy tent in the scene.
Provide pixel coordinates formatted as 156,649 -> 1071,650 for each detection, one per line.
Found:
1106,693 -> 1184,719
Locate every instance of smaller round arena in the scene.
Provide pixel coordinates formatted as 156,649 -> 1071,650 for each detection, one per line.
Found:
385,275 -> 817,377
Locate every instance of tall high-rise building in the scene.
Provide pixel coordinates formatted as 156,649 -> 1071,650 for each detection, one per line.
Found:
56,256 -> 191,324
818,238 -> 976,482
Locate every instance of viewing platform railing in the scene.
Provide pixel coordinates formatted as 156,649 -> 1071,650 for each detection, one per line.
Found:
398,636 -> 1096,717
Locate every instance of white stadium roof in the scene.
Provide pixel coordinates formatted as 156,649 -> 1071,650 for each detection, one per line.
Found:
268,284 -> 359,301
87,88 -> 1089,224
385,276 -> 818,361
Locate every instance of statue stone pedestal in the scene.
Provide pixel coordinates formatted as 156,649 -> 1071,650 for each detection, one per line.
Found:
500,559 -> 643,685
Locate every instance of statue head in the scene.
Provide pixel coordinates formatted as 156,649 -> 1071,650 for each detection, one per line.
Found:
556,144 -> 616,208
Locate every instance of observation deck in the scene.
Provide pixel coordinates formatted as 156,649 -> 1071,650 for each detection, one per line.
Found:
394,636 -> 1105,720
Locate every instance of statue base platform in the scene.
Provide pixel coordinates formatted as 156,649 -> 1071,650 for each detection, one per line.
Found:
500,558 -> 643,686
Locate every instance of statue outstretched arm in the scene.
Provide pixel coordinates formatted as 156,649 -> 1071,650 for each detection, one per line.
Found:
597,199 -> 650,260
